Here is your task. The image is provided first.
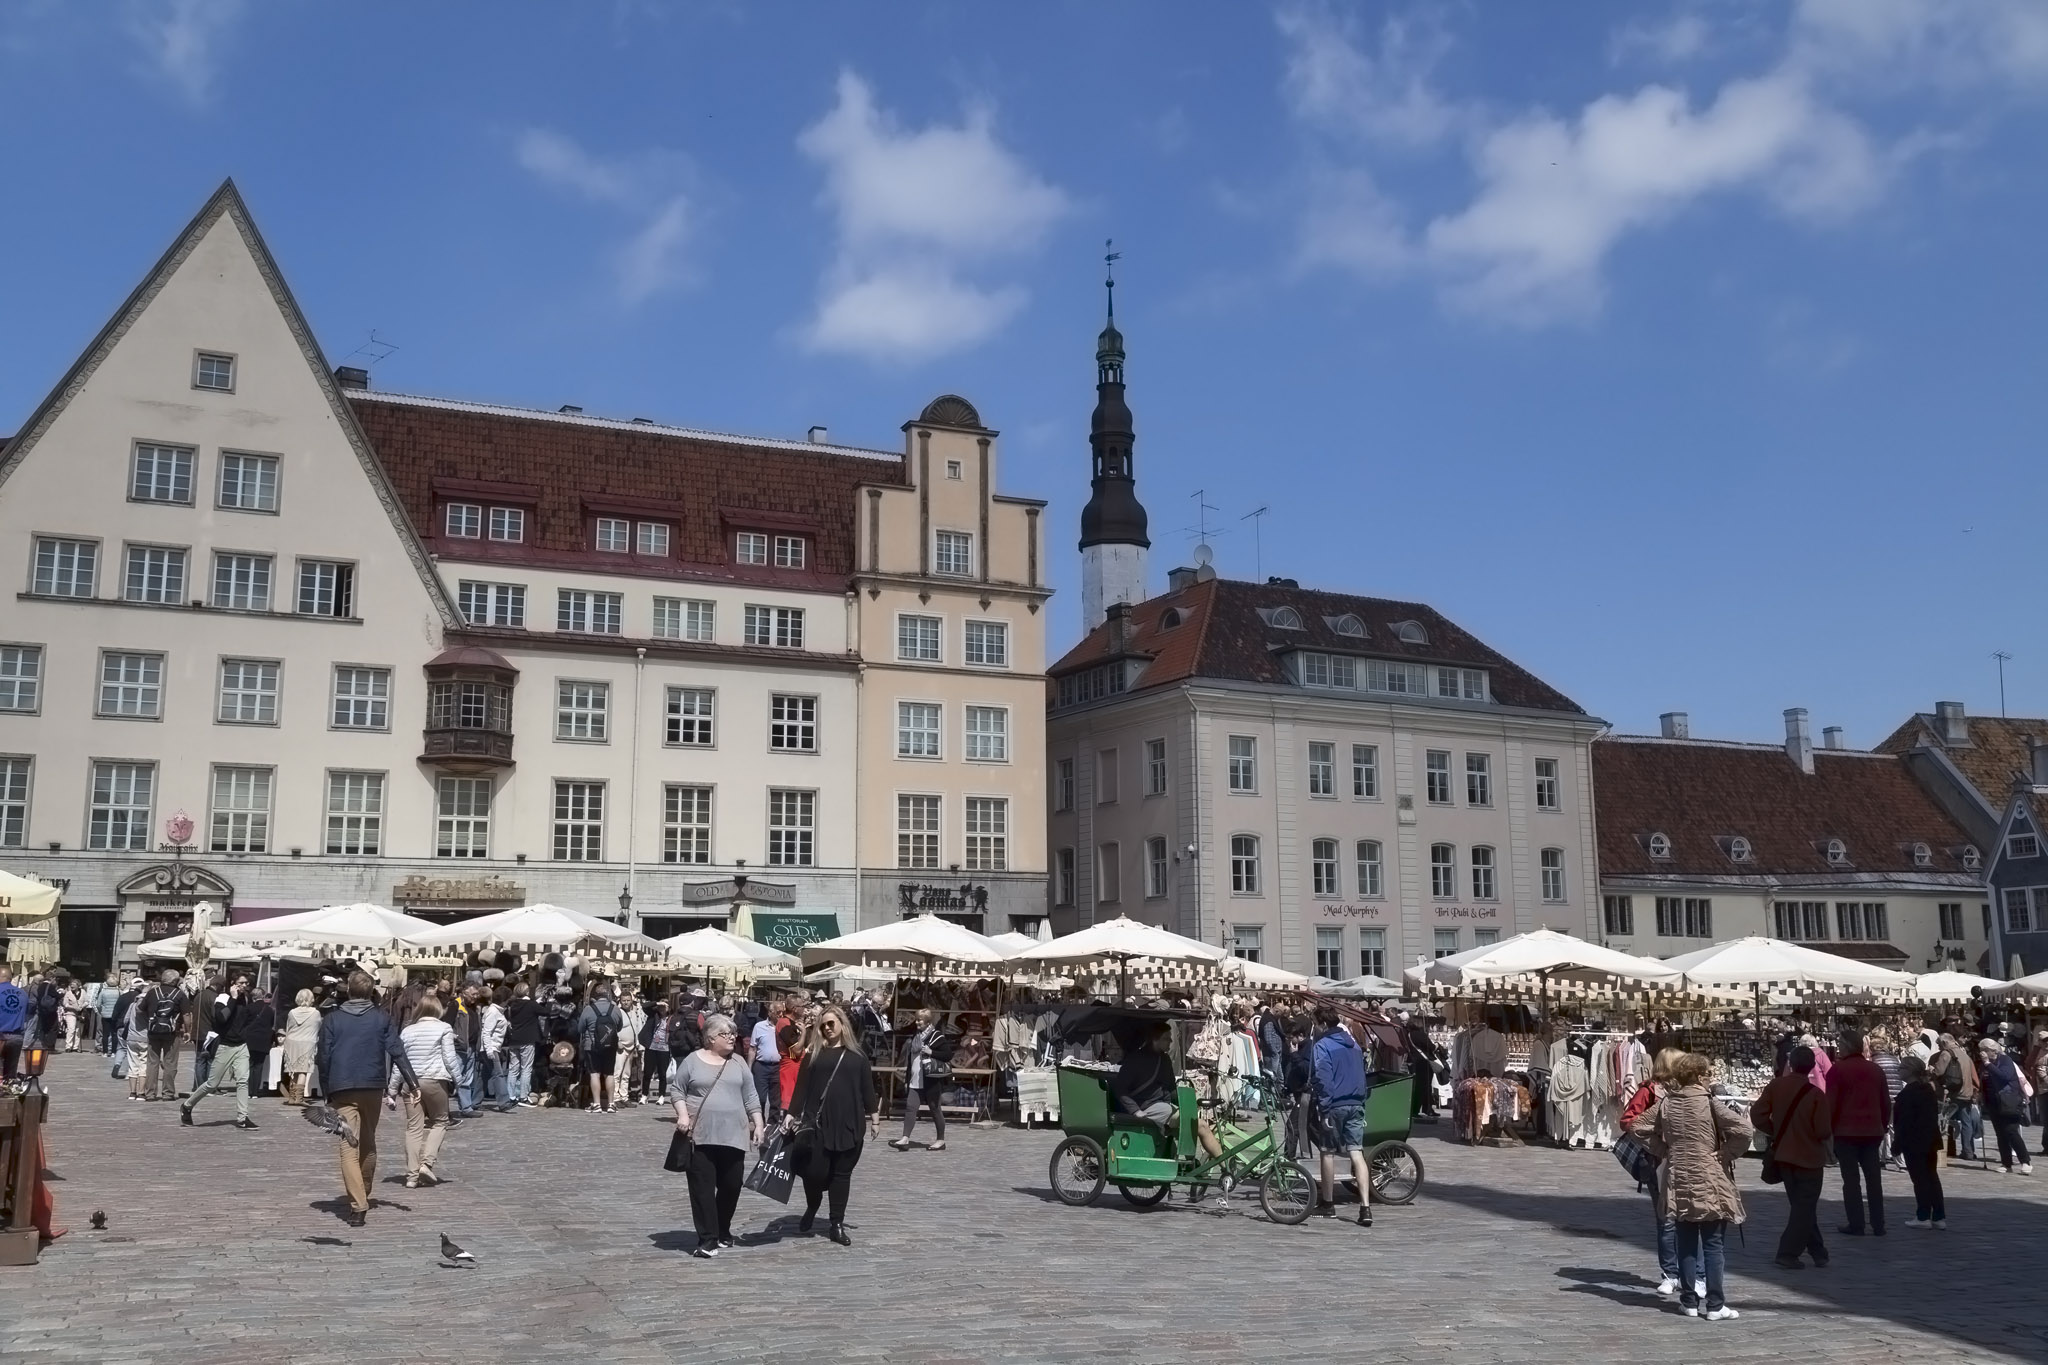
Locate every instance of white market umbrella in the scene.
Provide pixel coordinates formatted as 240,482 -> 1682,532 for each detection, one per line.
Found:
401,903 -> 665,964
1909,969 -> 2006,1005
1316,975 -> 1406,1001
1423,928 -> 1683,992
800,914 -> 1007,975
1009,915 -> 1232,1001
135,933 -> 313,966
987,931 -> 1039,955
0,869 -> 61,922
1989,969 -> 2048,1002
1662,936 -> 1914,999
1229,958 -> 1312,989
661,926 -> 798,974
215,902 -> 442,956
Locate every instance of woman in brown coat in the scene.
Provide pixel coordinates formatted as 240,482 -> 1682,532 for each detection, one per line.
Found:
1628,1052 -> 1754,1320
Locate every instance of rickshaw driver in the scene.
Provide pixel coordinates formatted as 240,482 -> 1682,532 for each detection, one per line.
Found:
1112,1023 -> 1224,1160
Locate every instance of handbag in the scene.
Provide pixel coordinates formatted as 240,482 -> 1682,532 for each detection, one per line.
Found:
792,1050 -> 848,1148
662,1056 -> 734,1172
1759,1084 -> 1815,1185
1613,1132 -> 1659,1190
913,1027 -> 953,1083
744,1129 -> 797,1204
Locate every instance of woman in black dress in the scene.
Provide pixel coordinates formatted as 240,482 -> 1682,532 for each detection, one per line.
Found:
788,1004 -> 878,1245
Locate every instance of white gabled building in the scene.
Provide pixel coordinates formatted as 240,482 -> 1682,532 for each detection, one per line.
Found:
0,181 -> 1050,975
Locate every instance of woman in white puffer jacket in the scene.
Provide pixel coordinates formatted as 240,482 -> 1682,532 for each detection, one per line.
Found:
390,994 -> 461,1188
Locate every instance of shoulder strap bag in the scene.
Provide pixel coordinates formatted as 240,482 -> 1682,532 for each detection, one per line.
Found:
1759,1084 -> 1814,1185
792,1049 -> 849,1150
664,1056 -> 733,1173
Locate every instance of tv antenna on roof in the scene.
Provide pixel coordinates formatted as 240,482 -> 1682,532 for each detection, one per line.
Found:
1994,650 -> 2013,717
341,330 -> 400,369
1242,505 -> 1270,582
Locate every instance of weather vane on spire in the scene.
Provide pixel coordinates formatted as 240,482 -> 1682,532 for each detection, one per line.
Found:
1104,237 -> 1119,321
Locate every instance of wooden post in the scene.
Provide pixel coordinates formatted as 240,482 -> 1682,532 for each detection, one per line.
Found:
0,1090 -> 46,1264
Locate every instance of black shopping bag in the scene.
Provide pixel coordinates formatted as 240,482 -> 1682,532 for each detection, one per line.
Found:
744,1130 -> 797,1204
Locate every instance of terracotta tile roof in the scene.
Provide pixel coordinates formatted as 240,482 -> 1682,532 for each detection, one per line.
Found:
1048,576 -> 1583,713
1593,736 -> 1977,879
1875,711 -> 2048,831
347,390 -> 906,589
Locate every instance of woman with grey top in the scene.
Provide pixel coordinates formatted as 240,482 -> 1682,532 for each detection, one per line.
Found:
671,1013 -> 764,1258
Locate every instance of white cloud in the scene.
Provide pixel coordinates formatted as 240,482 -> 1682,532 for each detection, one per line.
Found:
125,0 -> 244,104
1278,2 -> 1459,149
1792,0 -> 2048,92
796,71 -> 1069,363
514,128 -> 696,304
1609,12 -> 1714,66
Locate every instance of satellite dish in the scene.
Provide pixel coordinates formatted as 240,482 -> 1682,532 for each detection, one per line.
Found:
1193,543 -> 1213,568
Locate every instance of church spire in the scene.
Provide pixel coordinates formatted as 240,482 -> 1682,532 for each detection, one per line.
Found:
1079,239 -> 1149,630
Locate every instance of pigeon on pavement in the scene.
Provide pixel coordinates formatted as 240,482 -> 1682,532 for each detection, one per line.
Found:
440,1233 -> 475,1265
89,1211 -> 107,1231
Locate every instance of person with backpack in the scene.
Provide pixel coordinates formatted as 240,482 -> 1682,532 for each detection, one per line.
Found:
27,973 -> 62,1053
578,985 -> 625,1112
1934,1032 -> 1981,1160
1628,1052 -> 1753,1320
141,969 -> 190,1101
1753,1045 -> 1834,1271
1976,1037 -> 2034,1176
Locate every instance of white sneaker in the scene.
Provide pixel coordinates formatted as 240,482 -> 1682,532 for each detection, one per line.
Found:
1905,1218 -> 1933,1229
1655,1278 -> 1679,1298
1932,1218 -> 1947,1228
2021,1163 -> 2035,1176
1694,1279 -> 1707,1301
1681,1305 -> 1700,1318
1705,1307 -> 1740,1322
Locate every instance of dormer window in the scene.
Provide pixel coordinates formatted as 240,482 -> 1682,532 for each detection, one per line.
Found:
1728,836 -> 1753,863
1962,845 -> 1982,871
736,532 -> 769,565
1911,841 -> 1932,868
774,535 -> 807,570
1159,607 -> 1185,630
594,518 -> 630,553
445,503 -> 482,539
1394,620 -> 1428,645
1328,614 -> 1366,637
2010,831 -> 2041,860
487,507 -> 525,543
1825,838 -> 1849,866
1263,607 -> 1303,630
636,522 -> 670,557
1647,832 -> 1672,860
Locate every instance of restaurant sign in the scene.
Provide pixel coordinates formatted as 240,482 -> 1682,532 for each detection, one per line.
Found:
898,882 -> 988,915
679,878 -> 798,906
749,912 -> 840,952
393,875 -> 525,906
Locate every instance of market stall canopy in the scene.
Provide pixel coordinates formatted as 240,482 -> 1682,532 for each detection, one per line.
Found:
1228,958 -> 1311,989
800,914 -> 1007,974
214,903 -> 441,956
135,933 -> 313,965
1661,935 -> 1915,997
0,869 -> 61,921
1418,928 -> 1684,996
1314,975 -> 1406,1000
1908,969 -> 2006,1004
661,926 -> 798,973
1988,969 -> 2048,1001
986,932 -> 1039,955
1009,916 -> 1232,975
401,904 -> 665,963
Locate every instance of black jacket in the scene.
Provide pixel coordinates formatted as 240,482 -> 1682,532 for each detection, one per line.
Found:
505,998 -> 541,1048
1893,1079 -> 1940,1157
244,1001 -> 276,1052
790,1046 -> 877,1151
210,994 -> 253,1047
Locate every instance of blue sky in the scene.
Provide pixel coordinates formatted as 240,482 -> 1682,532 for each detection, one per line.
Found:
4,1 -> 2045,744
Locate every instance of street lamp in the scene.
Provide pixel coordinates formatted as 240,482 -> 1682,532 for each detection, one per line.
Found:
618,885 -> 633,914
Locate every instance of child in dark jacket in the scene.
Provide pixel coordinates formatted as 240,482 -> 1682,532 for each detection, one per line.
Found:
1893,1056 -> 1945,1228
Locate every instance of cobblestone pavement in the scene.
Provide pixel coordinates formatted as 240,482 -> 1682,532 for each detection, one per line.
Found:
11,1051 -> 2048,1365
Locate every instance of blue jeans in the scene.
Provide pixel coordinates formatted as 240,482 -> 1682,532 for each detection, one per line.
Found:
99,1015 -> 119,1053
1655,1208 -> 1679,1281
1676,1220 -> 1726,1312
1945,1099 -> 1982,1158
504,1045 -> 535,1103
455,1049 -> 478,1112
476,1050 -> 499,1105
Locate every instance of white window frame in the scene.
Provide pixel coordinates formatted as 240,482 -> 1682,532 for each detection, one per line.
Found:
1465,753 -> 1492,808
1145,738 -> 1167,796
1470,845 -> 1497,900
487,506 -> 525,543
1352,744 -> 1379,800
551,780 -> 605,861
1540,847 -> 1566,902
1097,842 -> 1122,903
933,529 -> 974,577
1356,840 -> 1383,898
1358,928 -> 1386,980
964,796 -> 1008,871
1311,838 -> 1340,896
1425,750 -> 1452,805
217,451 -> 279,513
1145,837 -> 1168,898
1429,843 -> 1456,899
1434,928 -> 1460,958
435,776 -> 492,858
130,442 -> 195,505
558,589 -> 623,635
211,552 -> 274,612
0,755 -> 31,849
87,760 -> 155,851
1307,741 -> 1335,798
963,619 -> 1008,668
97,651 -> 164,719
897,701 -> 941,759
193,350 -> 236,392
1231,924 -> 1264,964
555,680 -> 610,742
743,604 -> 804,648
964,705 -> 1009,762
208,765 -> 273,853
296,560 -> 356,619
1230,834 -> 1261,896
773,535 -> 806,569
767,788 -> 816,867
663,784 -> 713,865
1534,757 -> 1561,812
665,687 -> 715,747
1054,758 -> 1074,813
1055,847 -> 1075,907
653,597 -> 713,641
636,521 -> 671,557
594,517 -> 630,553
217,657 -> 280,726
1604,895 -> 1636,937
330,666 -> 392,731
1316,926 -> 1344,980
122,543 -> 187,604
444,502 -> 482,539
459,581 -> 526,628
325,771 -> 385,856
897,614 -> 941,663
1227,735 -> 1257,794
770,694 -> 818,753
31,538 -> 97,597
897,793 -> 940,869
735,532 -> 769,565
0,645 -> 43,714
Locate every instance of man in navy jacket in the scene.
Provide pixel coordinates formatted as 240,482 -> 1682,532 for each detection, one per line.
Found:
1309,1006 -> 1374,1227
316,971 -> 418,1226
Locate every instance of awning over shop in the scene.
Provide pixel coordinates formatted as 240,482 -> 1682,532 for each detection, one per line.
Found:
742,911 -> 841,954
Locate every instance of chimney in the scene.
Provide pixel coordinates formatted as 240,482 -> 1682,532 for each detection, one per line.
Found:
2030,736 -> 2048,788
334,366 -> 369,390
1785,707 -> 1814,775
1105,601 -> 1134,652
1167,566 -> 1197,592
807,426 -> 829,444
1935,700 -> 1968,746
1659,712 -> 1690,740
1822,726 -> 1845,750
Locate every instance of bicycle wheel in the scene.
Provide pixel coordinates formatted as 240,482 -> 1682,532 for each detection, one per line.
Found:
1049,1135 -> 1106,1206
1259,1158 -> 1316,1225
1118,1182 -> 1170,1209
1368,1140 -> 1423,1205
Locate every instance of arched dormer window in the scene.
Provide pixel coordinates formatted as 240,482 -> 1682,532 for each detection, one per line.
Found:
1647,832 -> 1672,860
1394,620 -> 1428,645
1728,836 -> 1752,863
1329,614 -> 1366,637
1159,607 -> 1185,630
1911,841 -> 1932,868
1825,838 -> 1848,865
1265,606 -> 1303,631
1962,844 -> 1982,871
